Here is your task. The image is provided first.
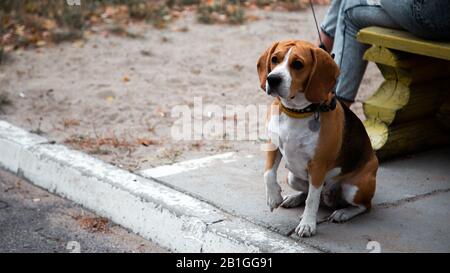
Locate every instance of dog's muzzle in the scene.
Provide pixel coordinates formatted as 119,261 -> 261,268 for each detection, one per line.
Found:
266,74 -> 282,95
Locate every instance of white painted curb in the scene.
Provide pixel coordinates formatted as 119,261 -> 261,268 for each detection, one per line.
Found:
0,120 -> 318,253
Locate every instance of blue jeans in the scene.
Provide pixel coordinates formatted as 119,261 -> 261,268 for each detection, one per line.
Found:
320,0 -> 450,102
381,0 -> 450,41
321,0 -> 399,102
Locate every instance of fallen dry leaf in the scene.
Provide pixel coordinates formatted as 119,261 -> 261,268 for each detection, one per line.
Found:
191,141 -> 203,150
76,216 -> 110,233
137,138 -> 160,147
63,119 -> 80,128
171,26 -> 189,32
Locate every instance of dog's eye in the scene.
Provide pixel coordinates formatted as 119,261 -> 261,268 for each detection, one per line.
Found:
271,56 -> 278,64
291,60 -> 303,70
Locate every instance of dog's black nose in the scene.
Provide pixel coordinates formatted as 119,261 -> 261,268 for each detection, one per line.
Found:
267,74 -> 282,89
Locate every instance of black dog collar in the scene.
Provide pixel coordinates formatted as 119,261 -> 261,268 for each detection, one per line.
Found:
280,95 -> 337,119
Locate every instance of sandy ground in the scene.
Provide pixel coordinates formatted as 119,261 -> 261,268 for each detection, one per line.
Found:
0,6 -> 383,170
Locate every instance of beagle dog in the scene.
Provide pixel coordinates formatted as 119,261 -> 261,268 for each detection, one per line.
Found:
257,40 -> 378,237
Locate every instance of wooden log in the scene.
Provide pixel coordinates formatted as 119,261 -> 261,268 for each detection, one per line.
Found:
364,118 -> 449,160
364,80 -> 450,125
357,26 -> 450,159
364,46 -> 450,85
363,45 -> 415,68
363,119 -> 388,150
363,80 -> 409,124
376,64 -> 411,85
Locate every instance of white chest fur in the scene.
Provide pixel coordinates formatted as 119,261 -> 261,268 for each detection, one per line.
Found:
268,113 -> 320,181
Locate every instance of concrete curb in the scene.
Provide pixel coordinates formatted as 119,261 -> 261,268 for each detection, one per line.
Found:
0,120 -> 318,253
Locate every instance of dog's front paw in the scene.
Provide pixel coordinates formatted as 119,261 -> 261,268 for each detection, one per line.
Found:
266,184 -> 283,212
295,218 -> 317,237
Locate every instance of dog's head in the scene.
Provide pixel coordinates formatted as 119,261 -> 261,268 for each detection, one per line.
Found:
257,40 -> 339,107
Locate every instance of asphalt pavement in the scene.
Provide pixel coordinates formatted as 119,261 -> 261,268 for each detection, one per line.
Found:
0,169 -> 168,253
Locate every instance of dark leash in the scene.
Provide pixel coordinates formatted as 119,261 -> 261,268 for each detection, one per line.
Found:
308,0 -> 338,129
309,0 -> 335,59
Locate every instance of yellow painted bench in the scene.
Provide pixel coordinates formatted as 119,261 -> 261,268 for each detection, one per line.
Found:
357,26 -> 450,159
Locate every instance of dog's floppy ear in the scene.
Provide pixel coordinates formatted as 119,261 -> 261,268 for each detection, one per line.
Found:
304,47 -> 340,103
257,42 -> 279,91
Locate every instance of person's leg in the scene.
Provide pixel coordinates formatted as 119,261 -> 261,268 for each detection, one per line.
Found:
319,0 -> 342,52
381,0 -> 450,41
332,0 -> 401,104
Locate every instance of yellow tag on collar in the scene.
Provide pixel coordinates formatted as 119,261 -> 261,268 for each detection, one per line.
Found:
279,103 -> 314,119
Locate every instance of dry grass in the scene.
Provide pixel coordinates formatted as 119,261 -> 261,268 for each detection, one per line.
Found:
198,1 -> 246,24
0,0 -> 329,51
64,133 -> 135,153
64,132 -> 161,157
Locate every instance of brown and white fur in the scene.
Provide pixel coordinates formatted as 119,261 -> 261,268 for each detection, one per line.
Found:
257,40 -> 378,237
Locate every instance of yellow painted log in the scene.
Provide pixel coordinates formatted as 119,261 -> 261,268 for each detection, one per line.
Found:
363,105 -> 396,125
357,26 -> 450,61
376,62 -> 450,85
358,26 -> 450,158
375,119 -> 449,160
364,80 -> 449,125
363,45 -> 413,68
395,81 -> 449,124
363,119 -> 388,150
364,47 -> 450,85
364,118 -> 449,159
363,80 -> 409,124
365,80 -> 410,109
375,64 -> 412,86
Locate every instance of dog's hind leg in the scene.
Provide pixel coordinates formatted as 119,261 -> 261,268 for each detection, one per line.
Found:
281,171 -> 308,208
328,157 -> 377,223
328,205 -> 367,222
327,182 -> 370,222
